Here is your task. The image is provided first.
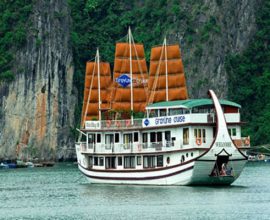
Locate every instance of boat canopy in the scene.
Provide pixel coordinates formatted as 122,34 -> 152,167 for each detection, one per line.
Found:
146,99 -> 241,110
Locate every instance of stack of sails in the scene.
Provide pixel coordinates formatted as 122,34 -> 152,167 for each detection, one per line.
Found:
109,42 -> 148,113
81,60 -> 111,126
148,43 -> 188,103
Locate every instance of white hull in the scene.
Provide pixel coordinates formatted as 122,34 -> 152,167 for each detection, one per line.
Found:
76,146 -> 247,186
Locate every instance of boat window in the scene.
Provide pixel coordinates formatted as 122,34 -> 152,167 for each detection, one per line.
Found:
191,152 -> 194,157
143,156 -> 155,168
150,132 -> 156,142
105,157 -> 116,169
105,134 -> 114,144
97,134 -> 101,143
157,155 -> 163,167
169,108 -> 183,116
99,157 -> 104,166
160,109 -> 167,116
118,156 -> 122,166
124,156 -> 135,168
157,132 -> 162,142
186,153 -> 188,158
149,109 -> 158,118
167,157 -> 170,164
194,128 -> 206,143
183,128 -> 189,145
94,157 -> 98,166
88,133 -> 95,148
228,128 -> 237,137
134,132 -> 139,142
142,133 -> 148,143
165,131 -> 171,144
137,156 -> 142,165
115,133 -> 120,143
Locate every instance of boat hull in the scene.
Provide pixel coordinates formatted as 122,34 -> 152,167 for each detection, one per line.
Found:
76,151 -> 247,186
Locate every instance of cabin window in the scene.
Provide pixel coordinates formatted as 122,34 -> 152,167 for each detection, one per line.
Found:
115,133 -> 120,143
183,128 -> 189,145
191,152 -> 194,157
105,134 -> 114,149
169,108 -> 183,116
105,157 -> 116,169
160,109 -> 167,116
99,157 -> 104,166
228,128 -> 237,137
94,157 -> 98,166
150,132 -> 156,142
134,132 -> 139,142
157,155 -> 163,167
97,134 -> 101,143
143,156 -> 155,168
194,128 -> 206,143
105,134 -> 114,144
149,109 -> 158,118
88,133 -> 95,144
137,156 -> 142,165
118,157 -> 122,166
142,133 -> 148,143
157,132 -> 162,142
165,131 -> 171,146
123,133 -> 132,149
150,132 -> 162,143
88,133 -> 95,148
124,156 -> 135,168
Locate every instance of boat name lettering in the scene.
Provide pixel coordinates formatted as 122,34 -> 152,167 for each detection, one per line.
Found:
215,142 -> 231,147
154,116 -> 185,125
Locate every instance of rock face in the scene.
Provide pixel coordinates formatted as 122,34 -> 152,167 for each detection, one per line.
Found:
0,0 -> 76,160
171,0 -> 261,98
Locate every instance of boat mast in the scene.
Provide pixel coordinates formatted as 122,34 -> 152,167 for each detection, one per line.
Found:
164,37 -> 168,102
128,27 -> 134,124
97,48 -> 101,121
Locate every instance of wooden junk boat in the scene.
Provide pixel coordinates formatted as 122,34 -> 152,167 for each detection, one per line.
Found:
75,28 -> 250,185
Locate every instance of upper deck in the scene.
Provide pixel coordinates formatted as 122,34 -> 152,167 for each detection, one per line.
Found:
83,99 -> 242,131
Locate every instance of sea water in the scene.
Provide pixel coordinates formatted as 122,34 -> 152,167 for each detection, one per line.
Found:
0,162 -> 270,220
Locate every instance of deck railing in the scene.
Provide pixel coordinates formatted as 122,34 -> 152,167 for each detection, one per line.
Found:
78,136 -> 250,154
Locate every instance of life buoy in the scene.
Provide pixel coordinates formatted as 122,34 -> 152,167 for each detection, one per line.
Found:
106,120 -> 111,128
125,119 -> 131,127
138,144 -> 142,152
244,137 -> 250,145
196,138 -> 202,146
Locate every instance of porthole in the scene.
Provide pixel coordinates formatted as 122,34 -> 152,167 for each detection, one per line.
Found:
191,152 -> 194,157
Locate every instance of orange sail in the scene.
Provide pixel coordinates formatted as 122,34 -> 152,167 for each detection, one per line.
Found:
81,61 -> 111,125
148,43 -> 188,103
110,42 -> 148,113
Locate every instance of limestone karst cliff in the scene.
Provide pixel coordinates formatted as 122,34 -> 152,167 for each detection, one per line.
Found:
0,0 -> 76,160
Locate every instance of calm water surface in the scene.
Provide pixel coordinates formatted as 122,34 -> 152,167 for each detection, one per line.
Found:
0,162 -> 269,220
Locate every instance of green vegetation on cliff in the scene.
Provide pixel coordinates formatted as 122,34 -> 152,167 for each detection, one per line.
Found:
226,0 -> 270,145
0,0 -> 33,82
